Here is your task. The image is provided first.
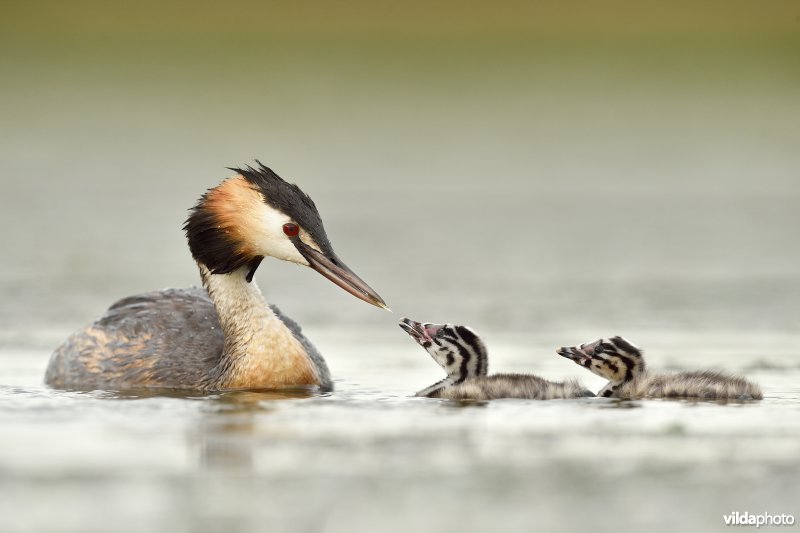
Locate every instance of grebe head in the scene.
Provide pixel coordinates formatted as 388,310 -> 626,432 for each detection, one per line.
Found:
399,318 -> 488,379
184,161 -> 387,308
557,336 -> 644,383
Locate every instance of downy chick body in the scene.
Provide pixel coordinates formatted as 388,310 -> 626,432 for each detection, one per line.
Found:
558,336 -> 762,400
400,318 -> 593,400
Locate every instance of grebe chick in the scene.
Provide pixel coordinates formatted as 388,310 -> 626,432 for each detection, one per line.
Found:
45,162 -> 387,391
399,318 -> 594,400
558,337 -> 763,400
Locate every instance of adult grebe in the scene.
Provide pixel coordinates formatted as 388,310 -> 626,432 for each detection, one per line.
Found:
558,336 -> 763,400
399,318 -> 593,400
45,162 -> 387,391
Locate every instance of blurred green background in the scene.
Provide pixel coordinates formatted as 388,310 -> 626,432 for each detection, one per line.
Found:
1,5 -> 799,533
1,0 -> 798,340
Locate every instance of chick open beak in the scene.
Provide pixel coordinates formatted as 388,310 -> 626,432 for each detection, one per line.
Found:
399,318 -> 432,345
557,346 -> 591,367
558,346 -> 579,360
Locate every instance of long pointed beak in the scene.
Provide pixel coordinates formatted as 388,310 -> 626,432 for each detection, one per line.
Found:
293,240 -> 389,310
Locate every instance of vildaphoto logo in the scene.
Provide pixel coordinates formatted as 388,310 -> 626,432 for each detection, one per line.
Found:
723,512 -> 795,528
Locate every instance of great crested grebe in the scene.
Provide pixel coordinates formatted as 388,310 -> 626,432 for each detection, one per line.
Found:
558,336 -> 763,400
45,162 -> 387,391
399,318 -> 594,400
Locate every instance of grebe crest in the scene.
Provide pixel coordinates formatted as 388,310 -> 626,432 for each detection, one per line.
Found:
185,161 -> 386,306
45,162 -> 387,391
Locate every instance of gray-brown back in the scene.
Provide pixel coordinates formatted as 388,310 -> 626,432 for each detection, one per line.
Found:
44,287 -> 330,390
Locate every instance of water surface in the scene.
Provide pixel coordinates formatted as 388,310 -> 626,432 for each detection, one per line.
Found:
2,329 -> 799,533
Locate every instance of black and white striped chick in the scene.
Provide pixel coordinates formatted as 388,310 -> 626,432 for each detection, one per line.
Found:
400,318 -> 594,400
558,337 -> 763,400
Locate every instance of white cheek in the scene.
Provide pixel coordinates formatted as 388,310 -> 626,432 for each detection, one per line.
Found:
251,205 -> 310,266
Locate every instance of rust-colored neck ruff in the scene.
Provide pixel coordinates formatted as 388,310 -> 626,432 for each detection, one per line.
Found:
200,265 -> 320,389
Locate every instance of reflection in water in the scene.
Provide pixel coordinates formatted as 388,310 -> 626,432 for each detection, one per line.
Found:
187,388 -> 323,532
593,399 -> 642,409
437,399 -> 491,410
75,388 -> 215,400
197,412 -> 257,471
194,388 -> 318,471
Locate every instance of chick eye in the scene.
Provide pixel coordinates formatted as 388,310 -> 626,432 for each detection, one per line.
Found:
595,344 -> 605,354
282,223 -> 299,237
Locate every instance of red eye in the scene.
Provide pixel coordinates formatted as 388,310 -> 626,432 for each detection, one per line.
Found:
282,223 -> 299,237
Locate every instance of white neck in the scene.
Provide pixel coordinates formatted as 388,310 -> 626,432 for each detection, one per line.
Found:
200,264 -> 320,389
597,382 -> 619,398
598,364 -> 646,397
416,374 -> 462,397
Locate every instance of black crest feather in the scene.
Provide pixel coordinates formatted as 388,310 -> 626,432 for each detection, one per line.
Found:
184,190 -> 250,275
232,161 -> 334,256
183,161 -> 333,276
